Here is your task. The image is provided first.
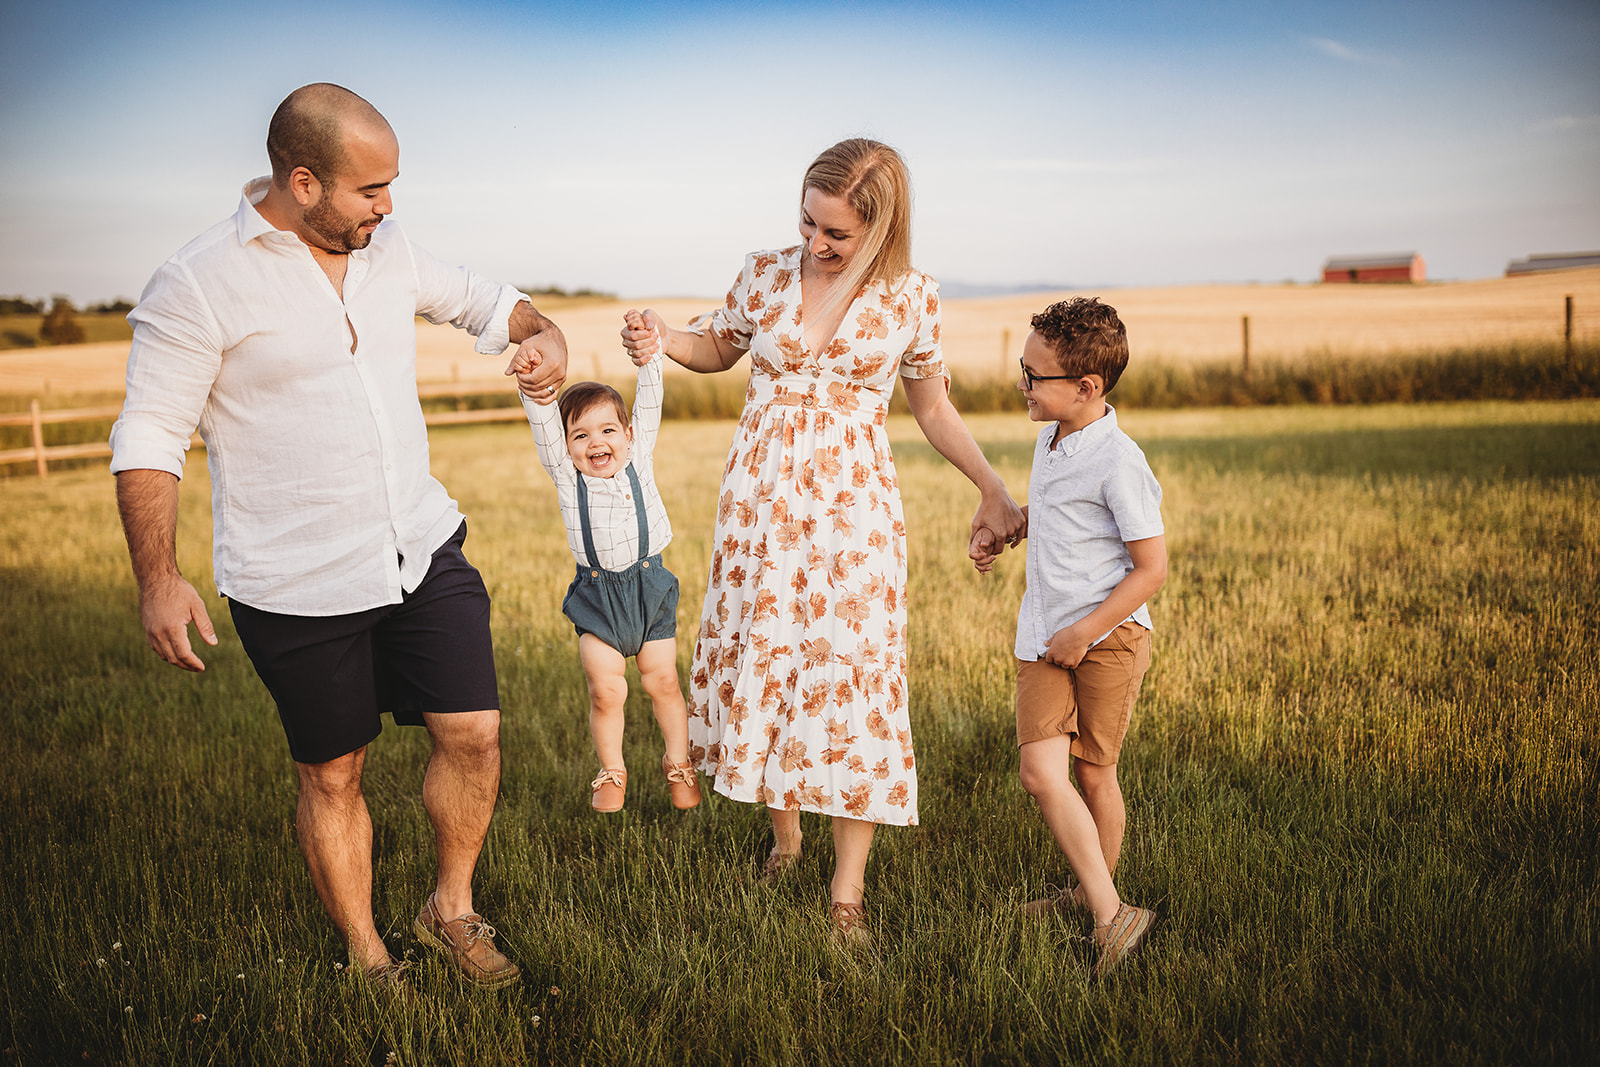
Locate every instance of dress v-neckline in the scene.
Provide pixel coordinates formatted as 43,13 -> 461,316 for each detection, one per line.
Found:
796,255 -> 862,356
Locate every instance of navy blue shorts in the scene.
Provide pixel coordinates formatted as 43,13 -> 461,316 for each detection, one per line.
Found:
229,522 -> 499,765
562,553 -> 678,658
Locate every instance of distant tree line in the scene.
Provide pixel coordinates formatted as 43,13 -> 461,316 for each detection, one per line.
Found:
0,295 -> 137,348
518,285 -> 617,300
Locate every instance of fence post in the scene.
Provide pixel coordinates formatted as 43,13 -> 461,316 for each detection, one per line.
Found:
999,328 -> 1011,379
1241,315 -> 1251,382
1567,295 -> 1575,374
30,398 -> 47,478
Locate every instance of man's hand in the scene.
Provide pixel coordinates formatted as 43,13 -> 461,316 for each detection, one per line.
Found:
140,572 -> 217,672
505,301 -> 567,402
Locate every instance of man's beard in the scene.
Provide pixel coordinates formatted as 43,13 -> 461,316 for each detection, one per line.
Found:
304,195 -> 375,253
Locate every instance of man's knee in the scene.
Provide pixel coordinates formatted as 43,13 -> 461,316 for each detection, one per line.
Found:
426,709 -> 501,760
296,748 -> 366,803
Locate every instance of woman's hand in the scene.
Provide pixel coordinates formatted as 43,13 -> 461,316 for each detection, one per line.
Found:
971,490 -> 1025,552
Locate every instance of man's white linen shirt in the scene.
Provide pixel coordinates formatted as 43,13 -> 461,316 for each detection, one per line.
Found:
522,355 -> 672,571
1015,404 -> 1164,661
109,177 -> 530,616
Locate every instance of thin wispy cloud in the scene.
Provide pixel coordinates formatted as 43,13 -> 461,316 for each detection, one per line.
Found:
1304,36 -> 1398,67
981,159 -> 1162,175
1531,114 -> 1600,133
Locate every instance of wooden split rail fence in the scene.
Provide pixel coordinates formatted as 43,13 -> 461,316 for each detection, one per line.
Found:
0,382 -> 527,478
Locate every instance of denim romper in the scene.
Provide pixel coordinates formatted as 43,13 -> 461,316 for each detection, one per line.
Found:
560,463 -> 679,658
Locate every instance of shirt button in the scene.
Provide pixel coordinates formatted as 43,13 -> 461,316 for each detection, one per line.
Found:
384,463 -> 392,472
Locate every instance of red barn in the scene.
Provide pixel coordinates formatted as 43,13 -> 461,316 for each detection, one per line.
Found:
1321,253 -> 1425,284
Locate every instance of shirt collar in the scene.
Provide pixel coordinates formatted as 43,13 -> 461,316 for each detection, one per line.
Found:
1050,403 -> 1118,457
235,177 -> 278,246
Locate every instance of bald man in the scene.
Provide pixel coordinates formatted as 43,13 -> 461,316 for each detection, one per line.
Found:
110,84 -> 564,990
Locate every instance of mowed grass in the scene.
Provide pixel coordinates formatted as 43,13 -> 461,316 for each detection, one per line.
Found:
1,400 -> 1597,1065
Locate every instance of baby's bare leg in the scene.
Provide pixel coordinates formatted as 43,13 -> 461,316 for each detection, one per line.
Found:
635,637 -> 689,764
578,634 -> 629,770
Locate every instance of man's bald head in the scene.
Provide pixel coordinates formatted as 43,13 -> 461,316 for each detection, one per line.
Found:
266,83 -> 392,189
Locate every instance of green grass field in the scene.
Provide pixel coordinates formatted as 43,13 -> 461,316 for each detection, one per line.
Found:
2,401 -> 1597,1065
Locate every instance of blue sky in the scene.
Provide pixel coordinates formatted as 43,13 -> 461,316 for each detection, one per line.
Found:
1,0 -> 1595,303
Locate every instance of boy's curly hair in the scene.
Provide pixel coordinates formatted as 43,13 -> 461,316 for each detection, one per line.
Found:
1030,297 -> 1130,393
557,381 -> 628,431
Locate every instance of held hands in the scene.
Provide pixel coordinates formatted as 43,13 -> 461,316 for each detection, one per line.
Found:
504,335 -> 566,405
140,572 -> 217,672
505,345 -> 562,404
968,497 -> 1027,573
621,309 -> 668,366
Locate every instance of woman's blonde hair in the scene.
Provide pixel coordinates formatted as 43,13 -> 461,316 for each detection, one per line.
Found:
801,139 -> 913,322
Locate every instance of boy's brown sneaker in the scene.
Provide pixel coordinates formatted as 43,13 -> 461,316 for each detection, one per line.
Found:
1092,903 -> 1156,978
413,894 -> 520,989
1019,882 -> 1089,919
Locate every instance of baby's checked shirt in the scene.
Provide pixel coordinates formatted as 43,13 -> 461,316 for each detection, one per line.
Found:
523,356 -> 673,570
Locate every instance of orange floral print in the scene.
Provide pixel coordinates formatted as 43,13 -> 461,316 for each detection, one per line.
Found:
685,246 -> 944,827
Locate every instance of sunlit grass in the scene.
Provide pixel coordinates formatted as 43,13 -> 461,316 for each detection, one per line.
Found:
2,401 -> 1596,1064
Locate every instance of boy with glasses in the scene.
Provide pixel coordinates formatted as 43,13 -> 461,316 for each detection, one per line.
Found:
972,296 -> 1166,977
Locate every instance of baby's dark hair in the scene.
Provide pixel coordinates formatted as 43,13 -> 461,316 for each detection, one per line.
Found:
557,381 -> 628,430
1030,297 -> 1130,392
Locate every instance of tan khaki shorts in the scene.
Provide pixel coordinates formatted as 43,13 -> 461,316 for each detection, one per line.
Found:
1015,620 -> 1152,764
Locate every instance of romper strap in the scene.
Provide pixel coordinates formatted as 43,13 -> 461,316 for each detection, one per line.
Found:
574,464 -> 650,568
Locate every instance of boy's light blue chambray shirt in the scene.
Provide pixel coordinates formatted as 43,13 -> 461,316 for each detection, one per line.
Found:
1014,404 -> 1164,661
109,178 -> 529,616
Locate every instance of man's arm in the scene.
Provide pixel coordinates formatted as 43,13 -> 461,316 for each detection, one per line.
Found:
503,300 -> 569,397
116,469 -> 217,672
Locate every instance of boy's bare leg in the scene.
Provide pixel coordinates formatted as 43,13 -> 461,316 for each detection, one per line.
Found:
1019,736 -> 1120,924
420,709 -> 501,920
578,634 -> 630,772
294,748 -> 390,971
1073,757 -> 1126,876
635,637 -> 690,764
829,816 -> 875,906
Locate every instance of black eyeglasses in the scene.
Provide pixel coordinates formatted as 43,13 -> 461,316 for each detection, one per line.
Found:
1018,358 -> 1079,390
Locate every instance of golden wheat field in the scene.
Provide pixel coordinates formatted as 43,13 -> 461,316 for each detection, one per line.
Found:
1,268 -> 1595,398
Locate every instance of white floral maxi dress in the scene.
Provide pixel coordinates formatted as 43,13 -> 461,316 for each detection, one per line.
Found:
686,246 -> 946,827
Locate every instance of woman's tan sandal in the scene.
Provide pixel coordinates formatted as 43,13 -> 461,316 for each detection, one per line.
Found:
827,901 -> 872,951
661,755 -> 702,810
590,768 -> 627,813
1093,903 -> 1156,978
757,847 -> 800,886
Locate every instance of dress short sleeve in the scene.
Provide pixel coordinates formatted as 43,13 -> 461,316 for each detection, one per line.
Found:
898,273 -> 946,381
704,254 -> 762,353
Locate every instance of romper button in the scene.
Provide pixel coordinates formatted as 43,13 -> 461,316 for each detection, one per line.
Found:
591,570 -> 599,578
642,560 -> 650,568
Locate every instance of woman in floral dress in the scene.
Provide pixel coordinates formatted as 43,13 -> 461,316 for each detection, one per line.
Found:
623,139 -> 1023,946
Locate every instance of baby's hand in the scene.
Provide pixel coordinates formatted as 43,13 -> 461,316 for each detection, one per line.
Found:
969,527 -> 1003,573
506,349 -> 554,403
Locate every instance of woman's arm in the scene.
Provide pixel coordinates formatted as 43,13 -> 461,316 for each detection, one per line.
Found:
902,374 -> 1025,547
622,309 -> 745,373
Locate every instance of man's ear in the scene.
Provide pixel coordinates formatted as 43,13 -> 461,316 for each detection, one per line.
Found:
288,166 -> 322,206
